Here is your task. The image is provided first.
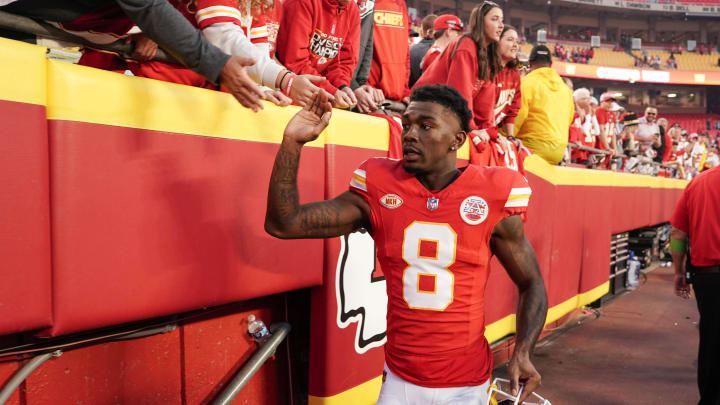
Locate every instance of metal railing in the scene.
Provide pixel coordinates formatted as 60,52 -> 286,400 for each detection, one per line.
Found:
211,322 -> 292,405
566,143 -> 679,176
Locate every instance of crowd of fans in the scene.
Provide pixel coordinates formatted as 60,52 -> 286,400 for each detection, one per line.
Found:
568,90 -> 719,179
634,53 -> 678,69
553,44 -> 594,64
0,0 -> 716,180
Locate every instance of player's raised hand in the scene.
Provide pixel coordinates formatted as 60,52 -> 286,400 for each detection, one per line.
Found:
507,352 -> 542,403
283,91 -> 332,145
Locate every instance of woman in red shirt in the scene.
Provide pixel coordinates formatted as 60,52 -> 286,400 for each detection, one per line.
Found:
412,2 -> 504,164
482,25 -> 525,170
494,25 -> 521,138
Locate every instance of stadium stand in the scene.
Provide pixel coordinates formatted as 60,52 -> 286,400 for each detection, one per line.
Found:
632,50 -> 720,71
591,48 -> 636,68
675,53 -> 720,72
663,114 -> 720,134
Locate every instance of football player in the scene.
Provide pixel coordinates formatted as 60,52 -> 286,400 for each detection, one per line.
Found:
265,85 -> 548,404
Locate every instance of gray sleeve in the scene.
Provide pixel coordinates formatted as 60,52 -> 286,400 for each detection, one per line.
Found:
115,0 -> 230,83
351,12 -> 374,89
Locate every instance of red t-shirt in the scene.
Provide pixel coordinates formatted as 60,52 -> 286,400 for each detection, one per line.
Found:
413,37 -> 496,132
349,158 -> 530,387
569,112 -> 587,162
670,166 -> 720,266
595,107 -> 615,151
367,0 -> 411,101
276,0 -> 360,94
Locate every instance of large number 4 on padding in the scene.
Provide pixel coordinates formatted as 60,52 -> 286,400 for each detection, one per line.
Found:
401,222 -> 457,311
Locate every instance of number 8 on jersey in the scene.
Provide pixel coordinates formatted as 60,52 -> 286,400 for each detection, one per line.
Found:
402,222 -> 457,311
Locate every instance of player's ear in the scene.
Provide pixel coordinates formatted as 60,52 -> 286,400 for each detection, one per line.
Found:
454,130 -> 467,151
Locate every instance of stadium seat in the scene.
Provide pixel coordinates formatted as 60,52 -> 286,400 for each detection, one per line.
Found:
590,48 -> 635,68
662,114 -> 720,134
674,52 -> 720,72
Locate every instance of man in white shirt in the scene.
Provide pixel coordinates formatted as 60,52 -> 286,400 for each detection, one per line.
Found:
636,106 -> 660,154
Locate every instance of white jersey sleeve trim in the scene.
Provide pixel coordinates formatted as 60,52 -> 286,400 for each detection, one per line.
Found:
349,169 -> 367,192
201,22 -> 285,89
509,187 -> 531,196
505,199 -> 529,208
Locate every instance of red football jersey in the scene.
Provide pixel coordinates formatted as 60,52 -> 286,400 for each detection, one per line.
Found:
493,66 -> 521,128
195,0 -> 270,45
349,158 -> 531,387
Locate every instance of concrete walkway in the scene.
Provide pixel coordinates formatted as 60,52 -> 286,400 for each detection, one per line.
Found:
495,265 -> 700,405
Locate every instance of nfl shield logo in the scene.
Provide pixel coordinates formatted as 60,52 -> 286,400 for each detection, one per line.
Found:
426,197 -> 439,211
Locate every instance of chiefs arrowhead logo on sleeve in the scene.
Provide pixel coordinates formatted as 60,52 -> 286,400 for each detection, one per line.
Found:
335,231 -> 388,354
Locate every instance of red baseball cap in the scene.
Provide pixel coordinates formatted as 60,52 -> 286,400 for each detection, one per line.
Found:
433,15 -> 464,31
599,91 -> 616,103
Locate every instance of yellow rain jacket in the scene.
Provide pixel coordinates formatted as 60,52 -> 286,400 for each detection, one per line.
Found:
513,67 -> 574,164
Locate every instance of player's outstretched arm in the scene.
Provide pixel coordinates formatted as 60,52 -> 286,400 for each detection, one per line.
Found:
491,215 -> 548,402
265,92 -> 370,239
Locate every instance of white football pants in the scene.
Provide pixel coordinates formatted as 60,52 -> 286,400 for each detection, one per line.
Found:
376,364 -> 490,405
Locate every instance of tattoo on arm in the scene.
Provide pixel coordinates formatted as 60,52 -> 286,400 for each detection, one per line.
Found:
265,141 -> 368,239
491,215 -> 549,355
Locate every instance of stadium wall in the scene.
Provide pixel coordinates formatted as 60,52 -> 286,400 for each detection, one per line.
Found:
0,37 -> 687,404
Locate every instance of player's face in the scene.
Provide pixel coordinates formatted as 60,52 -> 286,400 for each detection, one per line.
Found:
401,101 -> 463,175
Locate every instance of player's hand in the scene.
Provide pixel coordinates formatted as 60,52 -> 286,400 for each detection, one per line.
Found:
332,88 -> 355,109
219,56 -> 266,112
507,352 -> 541,403
127,34 -> 158,61
283,91 -> 332,145
674,273 -> 691,299
354,85 -> 378,114
264,89 -> 292,106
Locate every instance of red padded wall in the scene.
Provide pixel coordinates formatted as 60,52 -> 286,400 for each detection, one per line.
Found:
48,121 -> 324,336
0,100 -> 52,335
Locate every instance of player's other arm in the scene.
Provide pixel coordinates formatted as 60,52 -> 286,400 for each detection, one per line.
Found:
491,215 -> 548,402
265,92 -> 371,239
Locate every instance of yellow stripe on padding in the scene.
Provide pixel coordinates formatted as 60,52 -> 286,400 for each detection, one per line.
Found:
308,376 -> 383,405
45,59 -> 400,151
484,281 -> 609,344
0,38 -> 47,106
45,60 -> 329,146
524,154 -> 688,189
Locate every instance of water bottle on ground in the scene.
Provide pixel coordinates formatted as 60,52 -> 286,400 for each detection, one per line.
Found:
627,252 -> 640,289
247,314 -> 271,344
